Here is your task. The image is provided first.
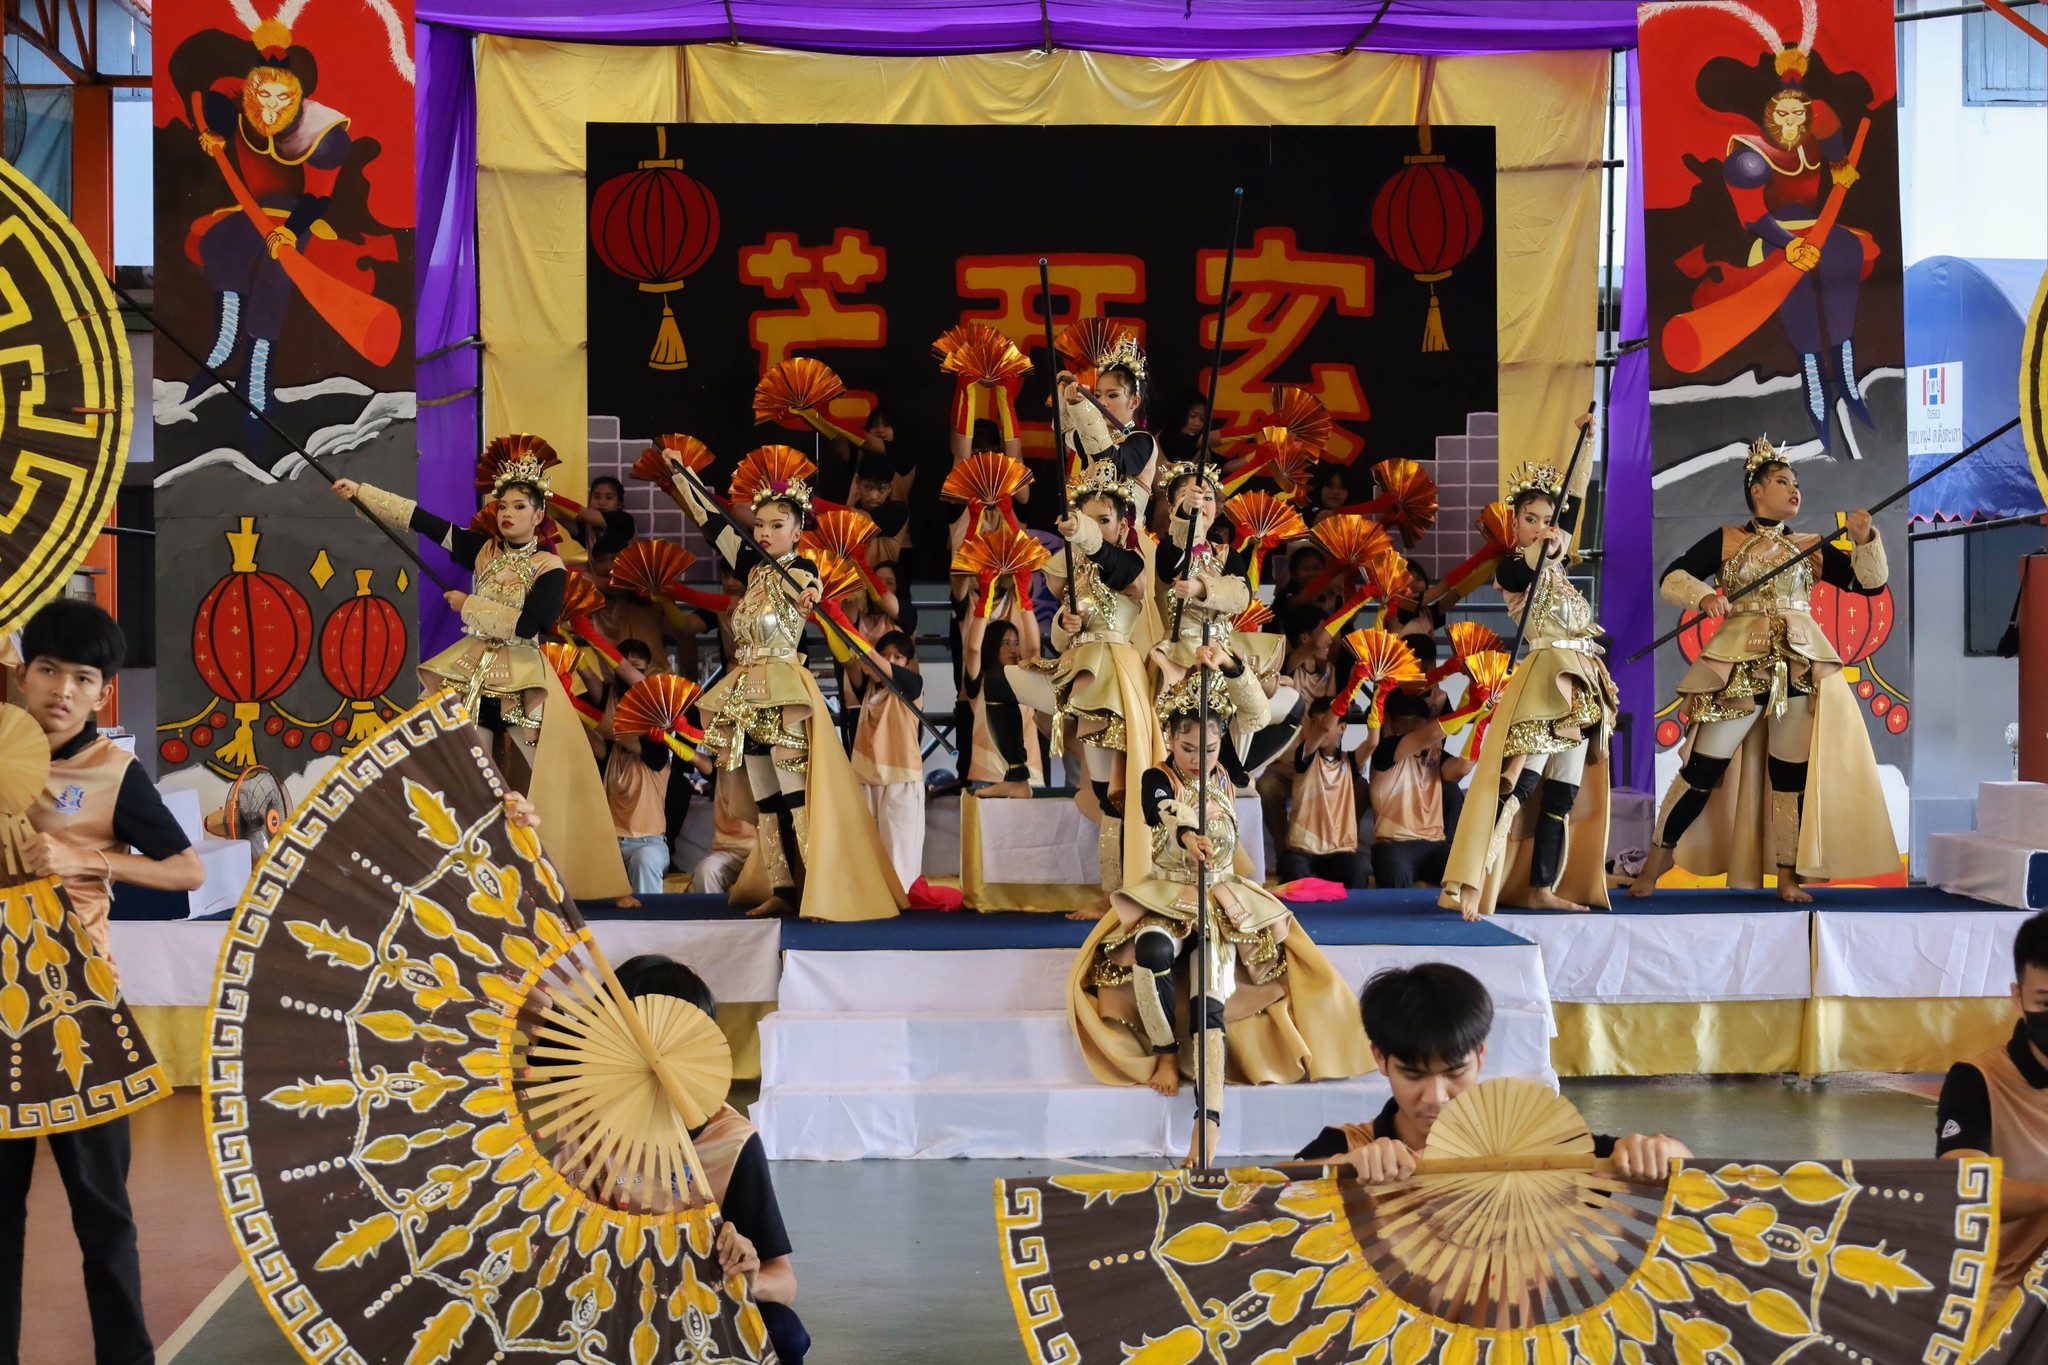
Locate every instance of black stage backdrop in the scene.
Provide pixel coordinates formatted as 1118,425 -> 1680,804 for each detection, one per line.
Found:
587,122 -> 1496,578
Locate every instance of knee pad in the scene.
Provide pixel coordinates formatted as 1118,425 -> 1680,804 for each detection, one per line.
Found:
1092,780 -> 1121,817
1511,767 -> 1543,803
1197,997 -> 1227,1030
1132,931 -> 1176,974
1678,752 -> 1732,791
1767,757 -> 1807,793
754,791 -> 787,818
1539,780 -> 1580,817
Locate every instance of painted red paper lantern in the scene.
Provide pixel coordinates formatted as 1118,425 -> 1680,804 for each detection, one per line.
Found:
320,568 -> 409,744
1808,579 -> 1894,666
590,125 -> 720,371
191,517 -> 314,769
1370,137 -> 1484,353
1674,608 -> 1724,665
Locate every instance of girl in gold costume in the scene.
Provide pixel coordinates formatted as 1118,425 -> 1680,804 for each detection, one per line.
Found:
1632,438 -> 1896,901
1441,439 -> 1618,920
667,448 -> 906,921
333,436 -> 628,900
1068,670 -> 1369,1166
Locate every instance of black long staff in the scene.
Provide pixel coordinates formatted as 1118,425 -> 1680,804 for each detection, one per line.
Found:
1039,260 -> 1080,615
1173,187 -> 1247,648
666,457 -> 957,756
1190,189 -> 1244,1176
1503,403 -> 1596,667
113,283 -> 459,593
1623,413 -> 2022,663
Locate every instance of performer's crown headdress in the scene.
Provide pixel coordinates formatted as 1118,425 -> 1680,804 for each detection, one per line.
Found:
477,434 -> 559,501
1745,434 -> 1789,478
1155,668 -> 1239,725
1157,459 -> 1220,492
1067,459 -> 1140,512
1054,317 -> 1148,385
730,445 -> 816,517
1504,461 -> 1564,500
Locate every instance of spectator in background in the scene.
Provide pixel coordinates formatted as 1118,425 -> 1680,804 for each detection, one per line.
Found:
571,475 -> 636,560
851,452 -> 912,565
1307,466 -> 1356,525
1368,688 -> 1474,888
600,638 -> 672,906
1281,698 -> 1366,886
1156,393 -> 1217,465
849,629 -> 927,894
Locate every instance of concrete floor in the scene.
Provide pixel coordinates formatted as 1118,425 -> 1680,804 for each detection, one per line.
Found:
123,1073 -> 1946,1365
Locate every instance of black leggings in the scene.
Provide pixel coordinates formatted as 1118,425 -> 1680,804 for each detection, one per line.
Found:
1371,839 -> 1449,889
1275,848 -> 1361,886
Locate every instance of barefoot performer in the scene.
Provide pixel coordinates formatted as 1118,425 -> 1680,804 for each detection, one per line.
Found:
665,446 -> 907,921
1632,437 -> 1894,902
1068,670 -> 1368,1166
1440,424 -> 1617,920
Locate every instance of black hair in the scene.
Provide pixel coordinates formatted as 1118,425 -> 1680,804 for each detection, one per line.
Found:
865,408 -> 891,432
2016,912 -> 2048,985
613,954 -> 718,1019
497,479 -> 545,507
1100,362 -> 1145,408
1509,487 -> 1558,518
1287,544 -> 1328,577
1282,601 -> 1327,645
1166,709 -> 1227,737
983,618 -> 1019,656
1307,695 -> 1335,719
590,475 -> 625,499
970,419 -> 1004,454
20,598 -> 125,680
1744,459 -> 1792,514
1174,391 -> 1209,424
876,629 -> 914,656
1381,687 -> 1433,726
755,494 -> 813,529
855,452 -> 894,488
1075,488 -> 1132,522
619,638 -> 654,664
1358,963 -> 1493,1068
1311,465 -> 1352,503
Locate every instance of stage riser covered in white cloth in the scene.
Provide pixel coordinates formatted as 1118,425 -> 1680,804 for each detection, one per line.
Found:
1491,910 -> 1810,1003
1813,910 -> 2036,998
968,793 -> 1267,887
1928,783 -> 2048,910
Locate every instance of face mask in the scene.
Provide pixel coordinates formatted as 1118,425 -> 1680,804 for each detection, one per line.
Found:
2023,1011 -> 2048,1053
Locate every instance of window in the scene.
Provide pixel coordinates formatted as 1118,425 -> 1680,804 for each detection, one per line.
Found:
1966,520 -> 2048,655
1965,8 -> 2048,106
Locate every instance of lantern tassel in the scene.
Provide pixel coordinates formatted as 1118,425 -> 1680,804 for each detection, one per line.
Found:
217,702 -> 263,768
344,700 -> 387,746
1422,284 -> 1448,354
650,297 -> 688,371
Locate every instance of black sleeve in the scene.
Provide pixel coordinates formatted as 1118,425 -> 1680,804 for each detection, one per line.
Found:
1114,432 -> 1157,480
1660,527 -> 1726,589
1370,730 -> 1402,773
1591,1133 -> 1617,1160
1091,540 -> 1147,592
594,508 -> 635,558
1495,551 -> 1538,595
717,1135 -> 793,1262
699,501 -> 763,574
1816,538 -> 1882,595
889,664 -> 925,702
1140,768 -> 1177,828
1936,1062 -> 1994,1155
871,502 -> 910,540
112,764 -> 195,861
892,446 -> 918,477
1156,524 -> 1192,583
1294,749 -> 1313,774
1294,1126 -> 1350,1161
409,507 -> 488,570
516,568 -> 566,640
637,737 -> 670,772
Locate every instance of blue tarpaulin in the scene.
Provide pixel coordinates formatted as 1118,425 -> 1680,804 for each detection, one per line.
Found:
1905,256 -> 2047,523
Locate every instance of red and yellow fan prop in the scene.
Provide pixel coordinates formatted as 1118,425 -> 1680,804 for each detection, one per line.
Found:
557,574 -> 623,667
1440,500 -> 1518,604
610,540 -> 697,601
1333,457 -> 1440,546
1222,387 -> 1333,494
1334,627 -> 1424,721
753,357 -> 864,444
616,674 -> 707,761
1305,514 -> 1395,625
1222,490 -> 1308,594
1426,620 -> 1507,686
473,432 -> 561,494
729,444 -> 817,509
934,322 -> 1032,441
1052,316 -> 1138,388
1328,547 -> 1412,635
953,525 -> 1051,618
996,1078 -> 1998,1364
1445,648 -> 1514,746
801,509 -> 884,596
1232,600 -> 1274,634
633,434 -> 718,512
941,451 -> 1032,533
539,640 -> 602,728
203,693 -> 777,1365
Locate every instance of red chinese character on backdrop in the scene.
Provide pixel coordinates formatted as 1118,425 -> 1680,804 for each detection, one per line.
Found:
1196,228 -> 1374,465
738,229 -> 889,430
957,254 -> 1146,463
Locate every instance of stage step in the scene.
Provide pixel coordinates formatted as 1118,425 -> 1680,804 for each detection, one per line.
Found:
758,1004 -> 1556,1090
751,1074 -> 1403,1161
1928,831 -> 2048,911
1978,782 -> 2048,847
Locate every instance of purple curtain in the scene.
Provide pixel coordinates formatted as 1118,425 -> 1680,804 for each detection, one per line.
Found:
415,22 -> 480,657
409,0 -> 1639,55
1605,47 -> 1655,794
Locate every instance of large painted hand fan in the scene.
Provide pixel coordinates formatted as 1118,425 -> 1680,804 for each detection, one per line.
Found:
1335,628 -> 1424,721
1052,316 -> 1139,386
616,675 -> 704,739
802,508 -> 879,565
753,357 -> 862,444
1440,501 -> 1519,603
806,550 -> 868,606
941,451 -> 1032,512
633,435 -> 718,512
0,158 -> 130,638
953,526 -> 1051,616
1358,457 -> 1440,546
0,704 -> 168,1135
1223,491 -> 1307,593
995,1077 -> 1999,1364
204,691 -> 775,1364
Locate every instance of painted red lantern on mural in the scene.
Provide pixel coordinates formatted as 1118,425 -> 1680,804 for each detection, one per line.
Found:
320,568 -> 409,745
1370,128 -> 1484,353
590,125 -> 720,372
191,517 -> 314,769
1808,579 -> 1894,666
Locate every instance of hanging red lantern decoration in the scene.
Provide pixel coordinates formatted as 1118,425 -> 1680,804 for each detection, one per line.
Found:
1370,124 -> 1484,353
191,517 -> 314,769
319,568 -> 410,746
589,125 -> 720,371
1808,578 -> 1894,667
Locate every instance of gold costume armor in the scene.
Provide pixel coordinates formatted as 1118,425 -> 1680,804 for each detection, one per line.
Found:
1498,553 -> 1618,758
698,552 -> 818,766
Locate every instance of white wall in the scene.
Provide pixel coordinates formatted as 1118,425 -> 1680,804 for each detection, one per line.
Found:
1909,536 -> 2023,864
1900,9 -> 2048,263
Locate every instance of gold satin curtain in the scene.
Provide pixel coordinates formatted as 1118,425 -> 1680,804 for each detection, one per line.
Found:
475,41 -> 1611,492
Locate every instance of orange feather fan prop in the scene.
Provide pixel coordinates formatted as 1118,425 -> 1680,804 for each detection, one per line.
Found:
1335,628 -> 1425,722
753,357 -> 865,444
952,526 -> 1052,618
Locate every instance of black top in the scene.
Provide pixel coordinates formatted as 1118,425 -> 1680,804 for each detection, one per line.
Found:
51,726 -> 192,861
713,1133 -> 793,1263
869,501 -> 911,542
1100,430 -> 1157,482
1296,1097 -> 1617,1160
851,661 -> 925,705
409,507 -> 566,640
1659,519 -> 1883,598
1081,536 -> 1146,593
606,735 -> 669,772
1155,513 -> 1252,585
583,508 -> 636,559
1936,1023 -> 2047,1155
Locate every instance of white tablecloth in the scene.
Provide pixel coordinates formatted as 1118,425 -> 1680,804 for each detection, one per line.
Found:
1491,910 -> 1812,1003
1812,909 -> 2033,999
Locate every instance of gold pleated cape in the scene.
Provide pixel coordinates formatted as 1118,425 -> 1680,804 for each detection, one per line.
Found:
1440,652 -> 1612,918
729,665 -> 907,921
1065,909 -> 1371,1089
527,667 -> 633,901
1673,667 -> 1898,886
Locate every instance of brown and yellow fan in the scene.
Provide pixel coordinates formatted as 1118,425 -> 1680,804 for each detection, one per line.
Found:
0,704 -> 169,1136
1450,648 -> 1515,747
754,357 -> 865,444
1302,514 -> 1396,621
1223,490 -> 1308,595
953,525 -> 1052,617
729,444 -> 818,510
1335,628 -> 1425,722
1052,316 -> 1141,390
995,1076 -> 2001,1364
204,691 -> 774,1365
806,550 -> 868,607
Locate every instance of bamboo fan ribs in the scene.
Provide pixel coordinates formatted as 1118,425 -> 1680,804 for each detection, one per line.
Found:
203,692 -> 774,1364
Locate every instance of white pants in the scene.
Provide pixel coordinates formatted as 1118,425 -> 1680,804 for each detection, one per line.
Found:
690,849 -> 748,894
864,780 -> 926,891
1690,693 -> 1815,766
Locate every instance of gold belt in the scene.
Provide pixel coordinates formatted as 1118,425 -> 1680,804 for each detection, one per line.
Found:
1074,630 -> 1131,647
1534,635 -> 1604,655
1728,601 -> 1810,616
735,646 -> 802,666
